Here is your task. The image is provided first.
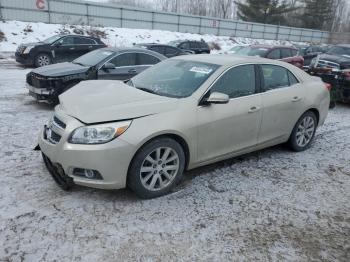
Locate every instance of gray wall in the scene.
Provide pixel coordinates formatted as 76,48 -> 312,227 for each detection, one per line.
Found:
0,0 -> 333,43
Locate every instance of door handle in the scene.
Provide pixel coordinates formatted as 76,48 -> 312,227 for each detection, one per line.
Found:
69,47 -> 75,50
88,46 -> 93,48
128,69 -> 137,73
248,106 -> 260,113
291,96 -> 302,102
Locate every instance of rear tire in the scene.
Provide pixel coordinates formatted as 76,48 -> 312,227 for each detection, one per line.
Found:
288,111 -> 317,152
35,53 -> 52,67
127,137 -> 185,199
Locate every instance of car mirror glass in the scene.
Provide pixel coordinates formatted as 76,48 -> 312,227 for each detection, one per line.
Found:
206,92 -> 229,104
103,62 -> 115,70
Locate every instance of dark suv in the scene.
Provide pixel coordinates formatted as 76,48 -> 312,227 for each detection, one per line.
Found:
169,40 -> 210,54
135,43 -> 189,57
308,44 -> 350,103
15,35 -> 107,67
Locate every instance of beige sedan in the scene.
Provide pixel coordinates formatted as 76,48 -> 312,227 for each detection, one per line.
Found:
38,55 -> 330,198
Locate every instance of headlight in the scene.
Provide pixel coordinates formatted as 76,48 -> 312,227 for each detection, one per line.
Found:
68,121 -> 131,144
23,46 -> 35,54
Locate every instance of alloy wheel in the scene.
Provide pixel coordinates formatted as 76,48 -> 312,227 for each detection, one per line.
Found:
140,147 -> 180,191
37,55 -> 50,66
295,116 -> 315,147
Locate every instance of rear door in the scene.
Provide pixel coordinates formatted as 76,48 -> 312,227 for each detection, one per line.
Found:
164,46 -> 180,57
258,64 -> 305,144
98,52 -> 137,80
53,36 -> 77,62
74,36 -> 97,58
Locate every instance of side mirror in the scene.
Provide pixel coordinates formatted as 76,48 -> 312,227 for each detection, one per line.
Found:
102,62 -> 115,70
206,92 -> 229,104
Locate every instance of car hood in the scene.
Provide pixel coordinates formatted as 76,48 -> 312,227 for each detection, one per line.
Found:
320,53 -> 350,64
31,62 -> 90,77
21,42 -> 45,47
59,80 -> 179,124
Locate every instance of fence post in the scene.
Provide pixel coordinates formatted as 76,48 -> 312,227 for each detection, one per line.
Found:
46,0 -> 51,24
120,7 -> 123,28
199,17 -> 202,34
177,14 -> 180,32
275,24 -> 280,41
0,0 -> 3,21
86,3 -> 89,26
217,20 -> 220,36
151,11 -> 154,30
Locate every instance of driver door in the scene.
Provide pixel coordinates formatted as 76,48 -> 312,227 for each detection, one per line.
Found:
98,53 -> 137,80
196,64 -> 263,163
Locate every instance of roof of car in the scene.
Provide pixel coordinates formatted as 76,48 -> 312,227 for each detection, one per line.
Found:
250,44 -> 297,50
97,47 -> 167,58
337,44 -> 350,48
174,54 -> 287,66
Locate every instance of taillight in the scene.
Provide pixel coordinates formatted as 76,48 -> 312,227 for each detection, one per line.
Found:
324,83 -> 332,91
342,70 -> 350,78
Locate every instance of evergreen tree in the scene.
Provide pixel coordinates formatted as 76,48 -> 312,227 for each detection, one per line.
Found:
301,0 -> 335,30
236,0 -> 296,25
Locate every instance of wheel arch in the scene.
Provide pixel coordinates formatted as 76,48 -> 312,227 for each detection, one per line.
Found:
127,133 -> 191,176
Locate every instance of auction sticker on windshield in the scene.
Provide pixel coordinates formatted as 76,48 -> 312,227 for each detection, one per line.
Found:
189,67 -> 213,74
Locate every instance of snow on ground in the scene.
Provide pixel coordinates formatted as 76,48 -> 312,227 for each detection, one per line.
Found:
0,61 -> 349,261
0,20 -> 298,55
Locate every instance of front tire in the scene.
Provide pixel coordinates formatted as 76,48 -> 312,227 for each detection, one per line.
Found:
127,137 -> 185,199
35,53 -> 52,67
288,111 -> 317,152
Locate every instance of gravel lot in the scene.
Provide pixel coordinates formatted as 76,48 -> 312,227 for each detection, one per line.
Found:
0,61 -> 349,261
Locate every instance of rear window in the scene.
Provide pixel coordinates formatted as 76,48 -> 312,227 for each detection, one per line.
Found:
261,64 -> 299,90
281,48 -> 292,58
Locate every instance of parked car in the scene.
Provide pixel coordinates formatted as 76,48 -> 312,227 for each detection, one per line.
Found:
16,34 -> 107,67
26,48 -> 166,103
38,55 -> 329,198
308,44 -> 350,103
169,40 -> 210,54
135,43 -> 191,57
235,45 -> 304,69
217,45 -> 246,55
298,45 -> 330,67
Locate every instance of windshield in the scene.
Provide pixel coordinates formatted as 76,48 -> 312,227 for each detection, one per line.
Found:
168,40 -> 182,47
327,46 -> 350,56
73,49 -> 114,66
42,35 -> 62,44
236,46 -> 268,57
229,46 -> 244,52
130,59 -> 219,98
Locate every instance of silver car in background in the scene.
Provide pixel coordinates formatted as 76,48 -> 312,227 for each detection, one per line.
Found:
38,55 -> 330,198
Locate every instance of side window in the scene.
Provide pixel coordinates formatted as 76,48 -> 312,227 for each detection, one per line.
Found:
291,49 -> 298,56
60,37 -> 74,45
281,48 -> 292,58
75,37 -> 96,45
261,65 -> 290,90
165,47 -> 178,56
150,46 -> 165,54
137,53 -> 160,65
210,65 -> 256,98
110,53 -> 136,67
267,49 -> 281,59
288,71 -> 299,86
180,42 -> 190,49
190,42 -> 198,49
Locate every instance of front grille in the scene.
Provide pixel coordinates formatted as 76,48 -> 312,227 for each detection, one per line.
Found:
316,60 -> 340,69
53,116 -> 66,129
27,72 -> 59,89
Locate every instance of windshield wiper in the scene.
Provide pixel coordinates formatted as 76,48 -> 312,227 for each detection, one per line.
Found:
137,87 -> 157,95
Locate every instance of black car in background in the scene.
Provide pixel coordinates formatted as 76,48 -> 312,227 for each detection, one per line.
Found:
16,35 -> 107,67
308,44 -> 350,103
26,48 -> 166,103
135,43 -> 190,57
169,40 -> 210,54
298,45 -> 330,67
